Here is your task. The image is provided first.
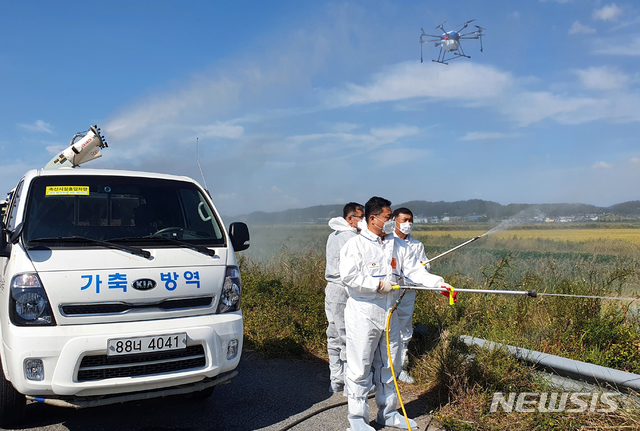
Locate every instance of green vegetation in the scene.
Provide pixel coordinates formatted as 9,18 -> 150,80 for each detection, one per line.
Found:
240,251 -> 327,358
241,224 -> 640,430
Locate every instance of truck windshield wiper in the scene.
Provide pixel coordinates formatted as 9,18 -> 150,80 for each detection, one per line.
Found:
28,236 -> 151,259
111,236 -> 216,257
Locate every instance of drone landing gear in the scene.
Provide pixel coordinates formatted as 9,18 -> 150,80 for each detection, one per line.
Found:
432,44 -> 471,65
458,44 -> 470,59
434,47 -> 447,65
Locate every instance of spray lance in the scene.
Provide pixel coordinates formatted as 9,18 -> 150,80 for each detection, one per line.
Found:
424,234 -> 482,264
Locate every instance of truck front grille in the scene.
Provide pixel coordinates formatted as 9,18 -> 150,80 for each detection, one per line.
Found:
77,345 -> 206,382
61,296 -> 214,316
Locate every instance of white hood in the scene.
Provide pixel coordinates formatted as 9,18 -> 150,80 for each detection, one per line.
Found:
328,216 -> 356,233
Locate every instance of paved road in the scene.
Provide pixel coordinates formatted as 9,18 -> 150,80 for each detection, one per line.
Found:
8,350 -> 443,431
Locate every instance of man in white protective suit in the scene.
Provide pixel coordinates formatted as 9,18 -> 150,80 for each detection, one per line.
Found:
339,197 -> 452,431
392,207 -> 428,385
325,202 -> 364,393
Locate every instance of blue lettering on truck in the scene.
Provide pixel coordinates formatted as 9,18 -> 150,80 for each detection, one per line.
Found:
80,271 -> 203,293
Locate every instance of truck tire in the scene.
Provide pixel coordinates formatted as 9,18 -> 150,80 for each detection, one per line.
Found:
0,370 -> 26,427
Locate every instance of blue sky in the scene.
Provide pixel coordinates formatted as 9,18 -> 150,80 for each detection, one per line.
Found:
2,0 -> 639,216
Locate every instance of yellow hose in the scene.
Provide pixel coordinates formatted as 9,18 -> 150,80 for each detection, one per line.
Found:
386,294 -> 412,431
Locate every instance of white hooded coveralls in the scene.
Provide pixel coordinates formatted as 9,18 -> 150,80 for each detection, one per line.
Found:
325,216 -> 358,389
340,227 -> 445,430
393,232 -> 430,368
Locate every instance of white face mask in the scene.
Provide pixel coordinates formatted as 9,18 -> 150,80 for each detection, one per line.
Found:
398,221 -> 413,235
375,216 -> 395,235
357,218 -> 367,232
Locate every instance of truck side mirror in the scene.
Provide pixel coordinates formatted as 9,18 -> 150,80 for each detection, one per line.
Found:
0,221 -> 10,258
228,222 -> 250,252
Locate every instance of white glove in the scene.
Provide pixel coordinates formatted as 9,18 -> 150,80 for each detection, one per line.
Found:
378,280 -> 395,293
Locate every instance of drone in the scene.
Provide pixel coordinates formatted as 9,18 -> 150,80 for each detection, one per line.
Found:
420,19 -> 484,65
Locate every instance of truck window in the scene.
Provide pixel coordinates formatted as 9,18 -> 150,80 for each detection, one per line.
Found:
23,176 -> 225,246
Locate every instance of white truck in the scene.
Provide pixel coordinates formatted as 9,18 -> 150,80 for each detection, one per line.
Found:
0,127 -> 249,425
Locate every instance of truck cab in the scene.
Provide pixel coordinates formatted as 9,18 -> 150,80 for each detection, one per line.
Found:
0,168 -> 249,425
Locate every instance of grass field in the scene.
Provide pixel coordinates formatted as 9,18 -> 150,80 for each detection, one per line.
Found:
413,228 -> 640,244
240,222 -> 640,430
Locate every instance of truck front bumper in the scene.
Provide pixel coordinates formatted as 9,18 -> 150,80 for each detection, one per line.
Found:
2,312 -> 242,397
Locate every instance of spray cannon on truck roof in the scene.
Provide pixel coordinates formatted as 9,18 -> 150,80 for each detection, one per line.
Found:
44,125 -> 108,170
0,125 -> 250,426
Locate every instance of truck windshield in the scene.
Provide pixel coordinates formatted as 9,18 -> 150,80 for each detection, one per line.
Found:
23,176 -> 225,246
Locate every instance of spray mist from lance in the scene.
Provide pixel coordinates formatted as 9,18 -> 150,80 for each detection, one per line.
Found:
416,207 -> 637,302
425,206 -> 545,264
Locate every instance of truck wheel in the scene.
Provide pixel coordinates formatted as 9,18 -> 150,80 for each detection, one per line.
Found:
185,386 -> 215,400
0,370 -> 26,427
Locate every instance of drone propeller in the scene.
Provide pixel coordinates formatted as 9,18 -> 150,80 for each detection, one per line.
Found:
421,28 -> 442,38
455,19 -> 475,32
460,30 -> 486,37
475,25 -> 485,32
435,20 -> 447,30
458,19 -> 476,27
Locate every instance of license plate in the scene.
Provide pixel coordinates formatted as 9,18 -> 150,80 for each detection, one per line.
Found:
107,333 -> 187,356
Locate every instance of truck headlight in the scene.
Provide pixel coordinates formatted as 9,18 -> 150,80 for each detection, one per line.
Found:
10,273 -> 56,326
217,266 -> 241,313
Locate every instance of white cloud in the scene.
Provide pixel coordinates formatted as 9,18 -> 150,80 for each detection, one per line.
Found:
568,21 -> 596,35
325,60 -> 640,128
593,36 -> 640,56
285,125 -> 420,156
593,4 -> 622,22
45,145 -> 65,155
330,122 -> 360,133
324,62 -> 513,107
592,161 -> 612,169
508,12 -> 521,20
611,16 -> 640,30
196,123 -> 244,139
370,125 -> 419,141
502,91 -> 601,126
18,120 -> 53,134
576,66 -> 629,90
460,132 -> 520,141
631,157 -> 640,164
375,147 -> 431,167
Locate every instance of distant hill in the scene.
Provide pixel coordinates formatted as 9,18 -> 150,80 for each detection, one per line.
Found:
240,204 -> 343,224
227,199 -> 640,224
609,201 -> 640,215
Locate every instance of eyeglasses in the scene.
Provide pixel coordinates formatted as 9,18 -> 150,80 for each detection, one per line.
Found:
350,214 -> 364,220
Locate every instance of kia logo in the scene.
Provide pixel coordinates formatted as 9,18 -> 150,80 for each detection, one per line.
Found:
132,278 -> 157,291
